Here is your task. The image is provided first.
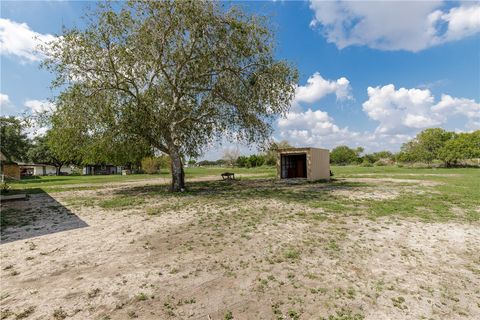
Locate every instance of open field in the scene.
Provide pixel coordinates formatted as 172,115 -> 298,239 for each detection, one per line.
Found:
1,166 -> 479,319
4,167 -> 275,194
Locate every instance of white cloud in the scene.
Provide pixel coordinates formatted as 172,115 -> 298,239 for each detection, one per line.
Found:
276,84 -> 480,153
279,108 -> 341,136
363,84 -> 480,134
0,18 -> 57,62
430,5 -> 480,43
295,72 -> 352,104
362,84 -> 442,134
276,107 -> 412,152
21,116 -> 48,138
309,1 -> 480,52
0,93 -> 9,105
432,94 -> 480,129
278,108 -> 347,146
0,93 -> 17,116
24,99 -> 56,114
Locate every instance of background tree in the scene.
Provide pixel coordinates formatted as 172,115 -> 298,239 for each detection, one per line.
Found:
236,156 -> 248,167
354,147 -> 364,158
330,146 -> 359,165
398,128 -> 453,163
157,154 -> 172,169
264,140 -> 292,166
27,133 -> 66,175
222,148 -> 240,167
362,150 -> 394,165
0,116 -> 30,162
246,154 -> 265,168
197,160 -> 215,166
48,87 -> 154,169
438,131 -> 480,166
43,0 -> 297,191
234,154 -> 265,168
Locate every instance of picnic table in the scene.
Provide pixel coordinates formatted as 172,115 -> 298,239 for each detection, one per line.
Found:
221,172 -> 235,180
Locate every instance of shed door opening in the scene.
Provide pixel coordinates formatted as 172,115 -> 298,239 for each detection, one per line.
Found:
281,154 -> 307,178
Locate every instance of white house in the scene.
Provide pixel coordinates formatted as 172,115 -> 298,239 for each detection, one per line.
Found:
18,163 -> 73,176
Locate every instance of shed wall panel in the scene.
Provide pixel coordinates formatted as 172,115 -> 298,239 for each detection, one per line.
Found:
309,148 -> 330,180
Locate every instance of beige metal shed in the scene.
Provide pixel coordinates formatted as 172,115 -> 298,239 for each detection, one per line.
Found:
277,147 -> 330,181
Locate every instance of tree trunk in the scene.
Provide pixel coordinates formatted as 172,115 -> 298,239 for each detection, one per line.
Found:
169,148 -> 185,192
55,165 -> 62,176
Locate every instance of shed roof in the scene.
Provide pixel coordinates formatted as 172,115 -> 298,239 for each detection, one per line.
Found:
277,147 -> 329,153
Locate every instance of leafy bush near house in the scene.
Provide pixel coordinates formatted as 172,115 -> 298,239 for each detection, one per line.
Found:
141,157 -> 161,174
1,181 -> 10,194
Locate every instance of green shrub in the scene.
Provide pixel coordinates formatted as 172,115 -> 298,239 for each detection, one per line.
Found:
361,161 -> 373,167
236,154 -> 265,168
141,157 -> 160,174
1,181 -> 10,193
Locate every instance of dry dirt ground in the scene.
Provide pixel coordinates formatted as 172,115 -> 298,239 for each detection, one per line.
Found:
1,176 -> 479,320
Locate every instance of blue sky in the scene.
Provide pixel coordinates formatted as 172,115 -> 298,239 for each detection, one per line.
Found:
1,1 -> 479,159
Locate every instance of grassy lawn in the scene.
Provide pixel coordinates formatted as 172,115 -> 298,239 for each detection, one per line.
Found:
5,172 -> 168,191
332,166 -> 480,221
4,166 -> 275,194
4,165 -> 479,222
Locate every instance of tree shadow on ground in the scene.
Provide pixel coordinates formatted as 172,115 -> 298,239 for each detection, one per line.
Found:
1,189 -> 88,244
113,178 -> 371,205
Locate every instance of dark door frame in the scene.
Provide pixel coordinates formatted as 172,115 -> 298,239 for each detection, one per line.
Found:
280,153 -> 307,179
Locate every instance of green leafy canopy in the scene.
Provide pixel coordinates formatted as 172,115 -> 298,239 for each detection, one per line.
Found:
43,0 -> 298,190
43,0 -> 297,158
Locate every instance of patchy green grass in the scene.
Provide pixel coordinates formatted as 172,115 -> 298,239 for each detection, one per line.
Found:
98,196 -> 145,209
4,166 -> 274,194
4,173 -> 168,195
332,166 -> 480,221
283,248 -> 301,261
67,165 -> 478,223
110,166 -> 478,222
4,166 -> 479,223
1,165 -> 478,319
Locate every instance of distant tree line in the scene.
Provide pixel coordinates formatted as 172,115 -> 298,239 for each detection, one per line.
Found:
329,145 -> 395,166
397,128 -> 480,167
2,117 -> 478,175
330,128 -> 480,167
176,129 -> 480,169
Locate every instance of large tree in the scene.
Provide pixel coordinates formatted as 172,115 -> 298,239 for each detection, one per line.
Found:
264,140 -> 292,166
43,0 -> 297,191
0,116 -> 30,162
330,145 -> 361,165
27,133 -> 66,176
398,128 -> 454,163
438,131 -> 480,166
48,89 -> 153,169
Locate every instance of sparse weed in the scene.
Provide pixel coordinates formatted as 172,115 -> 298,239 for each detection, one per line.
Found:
52,307 -> 67,320
15,306 -> 35,319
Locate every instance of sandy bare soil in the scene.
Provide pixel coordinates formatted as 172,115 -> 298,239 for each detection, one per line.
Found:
1,177 -> 479,320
